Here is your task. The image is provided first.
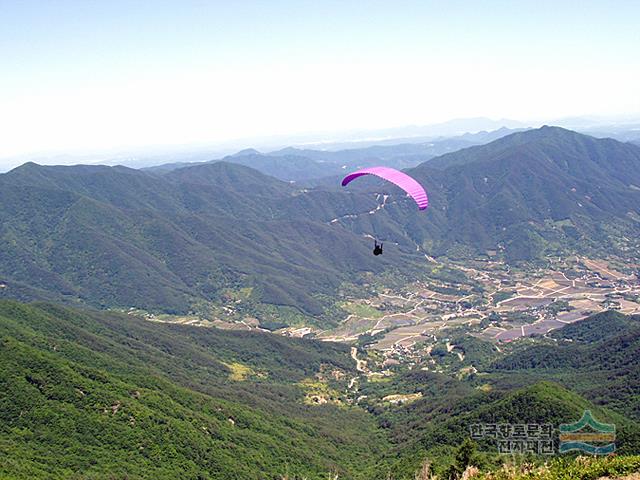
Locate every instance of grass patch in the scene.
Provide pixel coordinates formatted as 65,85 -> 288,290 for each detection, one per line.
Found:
299,378 -> 343,405
223,361 -> 255,381
382,393 -> 422,405
478,455 -> 640,479
340,301 -> 384,319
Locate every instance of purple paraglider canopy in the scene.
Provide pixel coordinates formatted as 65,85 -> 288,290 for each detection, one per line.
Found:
341,166 -> 429,210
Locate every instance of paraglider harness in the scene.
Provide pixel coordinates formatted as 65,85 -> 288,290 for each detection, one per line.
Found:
373,240 -> 383,256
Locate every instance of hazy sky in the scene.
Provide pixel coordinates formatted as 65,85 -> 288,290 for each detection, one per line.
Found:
1,0 -> 639,160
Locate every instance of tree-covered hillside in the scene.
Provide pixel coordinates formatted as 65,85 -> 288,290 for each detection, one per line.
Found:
0,161 -> 418,319
2,301 -> 640,479
490,311 -> 640,421
354,310 -> 640,477
0,300 -> 388,479
337,126 -> 640,261
3,127 -> 640,317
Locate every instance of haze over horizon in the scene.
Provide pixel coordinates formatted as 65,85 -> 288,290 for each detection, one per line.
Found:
1,0 -> 639,167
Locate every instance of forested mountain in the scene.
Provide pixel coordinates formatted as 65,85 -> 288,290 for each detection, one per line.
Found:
335,126 -> 640,261
2,127 -> 640,317
0,161 -> 413,318
356,310 -> 640,476
3,301 -> 640,479
490,311 -> 640,420
0,300 -> 386,479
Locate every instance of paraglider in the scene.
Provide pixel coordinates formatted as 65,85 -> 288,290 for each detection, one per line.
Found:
341,166 -> 429,210
341,166 -> 429,256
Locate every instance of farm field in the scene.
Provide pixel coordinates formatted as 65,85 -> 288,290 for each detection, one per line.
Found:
142,255 -> 640,371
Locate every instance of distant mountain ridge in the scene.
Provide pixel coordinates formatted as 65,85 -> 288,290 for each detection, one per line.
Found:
2,126 -> 640,317
143,127 -> 524,182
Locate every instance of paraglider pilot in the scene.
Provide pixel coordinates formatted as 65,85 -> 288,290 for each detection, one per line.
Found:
341,166 -> 428,256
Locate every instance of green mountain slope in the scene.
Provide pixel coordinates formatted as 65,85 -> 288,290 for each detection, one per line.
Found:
0,300 -> 388,479
3,301 -> 640,479
0,161 -> 410,320
490,311 -> 640,420
367,376 -> 640,478
352,126 -> 640,261
355,310 -> 640,476
3,127 -> 640,318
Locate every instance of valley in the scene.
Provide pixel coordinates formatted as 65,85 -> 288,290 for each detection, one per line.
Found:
145,253 -> 640,382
